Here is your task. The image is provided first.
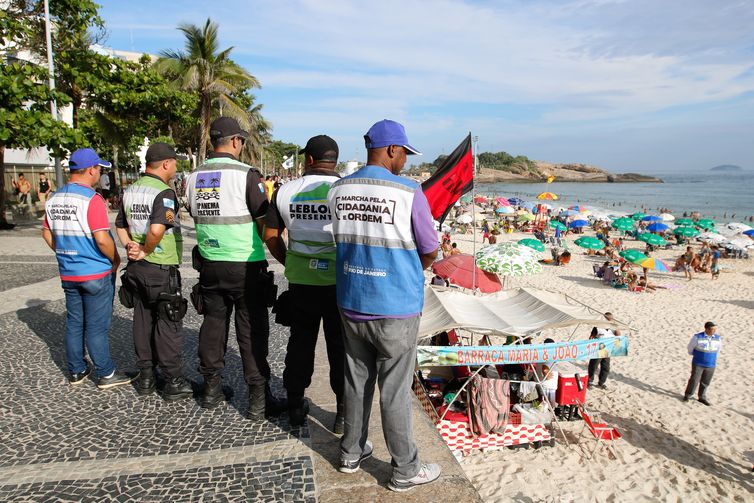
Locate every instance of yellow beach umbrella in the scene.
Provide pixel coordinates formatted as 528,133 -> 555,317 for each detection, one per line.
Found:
537,192 -> 559,200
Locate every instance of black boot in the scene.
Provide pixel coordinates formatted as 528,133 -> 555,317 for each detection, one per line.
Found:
288,395 -> 309,427
136,367 -> 156,396
247,384 -> 266,420
163,377 -> 194,401
333,400 -> 344,435
200,375 -> 224,409
265,383 -> 288,417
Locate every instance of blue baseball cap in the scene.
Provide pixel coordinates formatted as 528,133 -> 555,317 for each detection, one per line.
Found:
68,148 -> 112,171
364,119 -> 422,155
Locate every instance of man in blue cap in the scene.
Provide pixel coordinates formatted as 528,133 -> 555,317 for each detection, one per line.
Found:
328,120 -> 440,492
42,148 -> 134,389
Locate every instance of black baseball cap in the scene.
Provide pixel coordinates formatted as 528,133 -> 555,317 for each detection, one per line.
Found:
209,117 -> 249,140
298,135 -> 339,162
704,321 -> 716,329
145,142 -> 187,163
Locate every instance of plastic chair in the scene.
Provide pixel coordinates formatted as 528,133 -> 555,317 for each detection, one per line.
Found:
575,401 -> 622,459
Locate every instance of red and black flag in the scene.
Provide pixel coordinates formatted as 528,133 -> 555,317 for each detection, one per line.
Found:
421,134 -> 473,223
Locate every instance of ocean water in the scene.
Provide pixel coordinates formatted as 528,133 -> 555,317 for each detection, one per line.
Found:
478,172 -> 754,221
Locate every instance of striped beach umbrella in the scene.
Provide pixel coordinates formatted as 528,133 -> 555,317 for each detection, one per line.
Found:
638,234 -> 667,246
569,205 -> 588,212
537,192 -> 559,200
640,257 -> 671,272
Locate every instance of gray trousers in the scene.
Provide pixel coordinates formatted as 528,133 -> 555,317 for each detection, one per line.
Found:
340,315 -> 420,480
684,363 -> 715,399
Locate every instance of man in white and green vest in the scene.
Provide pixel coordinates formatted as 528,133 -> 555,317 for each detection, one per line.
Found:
264,135 -> 345,433
115,142 -> 192,401
186,117 -> 286,419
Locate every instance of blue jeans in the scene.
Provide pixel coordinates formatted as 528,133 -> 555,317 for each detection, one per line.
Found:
61,273 -> 116,378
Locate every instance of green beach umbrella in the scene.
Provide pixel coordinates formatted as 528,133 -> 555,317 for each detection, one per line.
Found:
675,218 -> 694,226
638,234 -> 667,246
696,219 -> 716,230
475,242 -> 542,277
631,212 -> 646,221
619,249 -> 648,264
518,238 -> 545,253
460,194 -> 472,203
548,221 -> 567,231
517,212 -> 535,222
674,226 -> 699,237
611,218 -> 635,231
574,236 -> 605,250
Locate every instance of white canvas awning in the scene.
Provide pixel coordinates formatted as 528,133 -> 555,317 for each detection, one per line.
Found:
419,286 -> 629,339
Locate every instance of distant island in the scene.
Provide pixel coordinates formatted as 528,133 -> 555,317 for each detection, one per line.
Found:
410,150 -> 663,183
710,164 -> 743,172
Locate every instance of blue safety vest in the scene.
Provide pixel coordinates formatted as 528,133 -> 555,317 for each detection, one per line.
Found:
328,165 -> 424,316
692,332 -> 721,368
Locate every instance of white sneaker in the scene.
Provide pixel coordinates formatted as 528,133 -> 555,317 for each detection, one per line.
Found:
338,440 -> 373,474
388,463 -> 441,492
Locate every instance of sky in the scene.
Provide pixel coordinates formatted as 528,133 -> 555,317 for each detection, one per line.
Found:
96,0 -> 754,174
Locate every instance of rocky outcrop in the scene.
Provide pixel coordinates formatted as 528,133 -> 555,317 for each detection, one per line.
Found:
475,162 -> 663,183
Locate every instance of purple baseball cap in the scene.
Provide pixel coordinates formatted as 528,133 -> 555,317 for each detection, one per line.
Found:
69,148 -> 112,170
364,119 -> 422,155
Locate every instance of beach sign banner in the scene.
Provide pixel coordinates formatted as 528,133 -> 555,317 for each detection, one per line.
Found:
417,336 -> 628,367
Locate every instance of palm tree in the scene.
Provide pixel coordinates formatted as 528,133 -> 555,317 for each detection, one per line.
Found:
156,18 -> 260,163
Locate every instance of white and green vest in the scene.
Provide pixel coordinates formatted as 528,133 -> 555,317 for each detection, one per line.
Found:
277,174 -> 339,286
123,175 -> 183,265
186,157 -> 265,262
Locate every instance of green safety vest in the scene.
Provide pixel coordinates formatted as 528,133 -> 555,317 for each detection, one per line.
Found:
186,157 -> 266,262
123,175 -> 182,265
276,174 -> 339,285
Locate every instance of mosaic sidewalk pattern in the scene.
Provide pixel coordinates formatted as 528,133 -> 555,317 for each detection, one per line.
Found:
0,458 -> 316,503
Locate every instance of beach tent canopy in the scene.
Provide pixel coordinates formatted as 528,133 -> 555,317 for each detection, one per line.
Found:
418,286 -> 628,340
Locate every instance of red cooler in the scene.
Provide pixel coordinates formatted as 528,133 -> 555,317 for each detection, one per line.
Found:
555,362 -> 588,405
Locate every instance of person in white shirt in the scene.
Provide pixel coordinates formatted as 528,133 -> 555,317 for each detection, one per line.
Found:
588,312 -> 621,389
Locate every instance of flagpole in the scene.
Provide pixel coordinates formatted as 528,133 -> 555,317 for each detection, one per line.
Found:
471,133 -> 478,293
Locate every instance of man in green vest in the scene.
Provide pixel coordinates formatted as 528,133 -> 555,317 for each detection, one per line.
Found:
264,134 -> 345,432
115,142 -> 193,401
185,117 -> 286,419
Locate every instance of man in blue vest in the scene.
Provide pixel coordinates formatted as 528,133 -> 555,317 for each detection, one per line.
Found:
42,148 -> 133,389
328,120 -> 440,492
683,321 -> 721,406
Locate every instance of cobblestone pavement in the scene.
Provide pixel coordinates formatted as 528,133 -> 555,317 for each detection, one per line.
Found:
0,222 -> 480,502
0,239 -> 317,501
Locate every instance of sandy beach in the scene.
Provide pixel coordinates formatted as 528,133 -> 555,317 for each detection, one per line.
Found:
443,227 -> 753,502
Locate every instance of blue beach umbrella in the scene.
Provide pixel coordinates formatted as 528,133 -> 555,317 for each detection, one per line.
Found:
569,219 -> 589,228
647,222 -> 669,232
642,215 -> 662,222
743,229 -> 754,237
507,197 -> 524,206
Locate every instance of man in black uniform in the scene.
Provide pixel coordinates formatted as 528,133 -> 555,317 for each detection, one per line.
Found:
185,117 -> 286,419
115,142 -> 192,400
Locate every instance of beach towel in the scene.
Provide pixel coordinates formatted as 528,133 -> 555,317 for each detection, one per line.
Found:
468,375 -> 511,436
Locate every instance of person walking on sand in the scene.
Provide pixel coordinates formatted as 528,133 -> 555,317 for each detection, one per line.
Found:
683,321 -> 720,406
328,119 -> 441,492
588,312 -> 621,389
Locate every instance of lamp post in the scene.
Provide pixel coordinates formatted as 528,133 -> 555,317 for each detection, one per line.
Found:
43,0 -> 63,187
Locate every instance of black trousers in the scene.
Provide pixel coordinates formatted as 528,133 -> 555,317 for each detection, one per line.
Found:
283,284 -> 344,401
684,363 -> 715,399
588,357 -> 610,385
127,260 -> 183,378
198,261 -> 270,387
